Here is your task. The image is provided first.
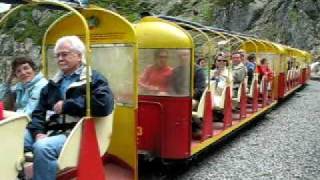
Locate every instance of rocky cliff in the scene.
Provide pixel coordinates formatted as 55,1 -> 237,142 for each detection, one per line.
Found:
0,0 -> 318,82
139,0 -> 319,56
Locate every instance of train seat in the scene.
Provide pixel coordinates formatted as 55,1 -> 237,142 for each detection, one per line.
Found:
233,81 -> 245,102
286,70 -> 290,81
192,87 -> 208,119
58,111 -> 114,170
0,111 -> 30,180
23,111 -> 114,174
287,70 -> 293,81
247,75 -> 257,98
259,76 -> 268,93
210,80 -> 227,110
295,69 -> 301,80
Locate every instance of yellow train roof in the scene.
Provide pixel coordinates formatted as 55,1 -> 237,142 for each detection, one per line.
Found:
135,17 -> 193,49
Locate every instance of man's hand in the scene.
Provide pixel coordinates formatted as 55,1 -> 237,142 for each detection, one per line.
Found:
36,133 -> 47,141
53,100 -> 64,114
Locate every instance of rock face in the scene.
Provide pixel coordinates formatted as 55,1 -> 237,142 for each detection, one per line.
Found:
0,7 -> 61,82
0,0 -> 318,80
141,0 -> 320,57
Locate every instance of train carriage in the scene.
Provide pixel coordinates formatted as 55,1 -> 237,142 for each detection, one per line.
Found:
0,1 -> 138,179
135,16 -> 195,159
0,1 -> 312,179
136,15 -> 311,162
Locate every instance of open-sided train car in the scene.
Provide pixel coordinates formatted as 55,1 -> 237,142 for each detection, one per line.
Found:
0,1 -> 311,179
136,16 -> 311,162
0,1 -> 138,179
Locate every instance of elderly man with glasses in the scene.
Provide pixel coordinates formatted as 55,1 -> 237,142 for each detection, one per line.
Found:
231,52 -> 247,98
24,36 -> 114,180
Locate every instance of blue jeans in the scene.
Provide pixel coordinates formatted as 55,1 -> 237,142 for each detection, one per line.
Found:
24,130 -> 67,180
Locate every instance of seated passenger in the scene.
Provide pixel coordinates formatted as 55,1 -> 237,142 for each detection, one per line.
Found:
211,53 -> 228,84
197,57 -> 209,81
197,57 -> 207,69
192,62 -> 206,139
170,50 -> 205,139
170,49 -> 190,96
24,36 -> 114,180
139,49 -> 173,95
0,57 -> 47,116
211,53 -> 229,122
232,52 -> 246,98
170,49 -> 205,108
257,58 -> 273,83
238,49 -> 247,65
193,64 -> 206,109
246,54 -> 256,86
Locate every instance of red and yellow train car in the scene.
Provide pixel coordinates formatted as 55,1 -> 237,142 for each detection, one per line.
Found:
0,1 -> 311,180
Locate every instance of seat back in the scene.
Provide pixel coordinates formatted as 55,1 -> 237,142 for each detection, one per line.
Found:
0,111 -> 29,180
57,111 -> 114,170
192,87 -> 208,118
286,70 -> 290,81
259,76 -> 268,93
210,80 -> 228,110
287,70 -> 293,81
233,81 -> 244,102
247,74 -> 257,98
295,69 -> 300,79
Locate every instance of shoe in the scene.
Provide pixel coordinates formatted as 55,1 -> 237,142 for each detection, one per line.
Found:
192,129 -> 202,140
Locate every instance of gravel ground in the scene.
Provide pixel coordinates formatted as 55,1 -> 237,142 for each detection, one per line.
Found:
175,80 -> 320,180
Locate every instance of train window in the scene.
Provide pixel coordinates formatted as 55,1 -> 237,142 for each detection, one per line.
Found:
46,47 -> 59,78
46,44 -> 135,106
91,44 -> 134,106
138,48 -> 191,97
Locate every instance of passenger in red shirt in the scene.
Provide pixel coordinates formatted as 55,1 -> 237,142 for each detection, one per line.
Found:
139,49 -> 173,95
257,58 -> 273,82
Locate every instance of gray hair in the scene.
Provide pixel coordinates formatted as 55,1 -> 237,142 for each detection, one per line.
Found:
54,36 -> 86,62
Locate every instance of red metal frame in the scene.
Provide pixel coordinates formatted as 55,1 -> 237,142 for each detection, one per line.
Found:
77,118 -> 105,180
138,96 -> 191,159
261,78 -> 267,108
252,80 -> 259,112
239,83 -> 247,119
201,91 -> 213,140
57,118 -> 109,180
301,68 -> 307,84
223,86 -> 233,128
0,101 -> 3,120
57,154 -> 134,180
137,101 -> 163,154
278,73 -> 285,98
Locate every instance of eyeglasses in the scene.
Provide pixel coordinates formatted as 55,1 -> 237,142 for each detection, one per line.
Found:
157,55 -> 168,59
55,51 -> 75,58
217,59 -> 227,62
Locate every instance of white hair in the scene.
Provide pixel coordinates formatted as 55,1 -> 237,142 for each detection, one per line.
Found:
54,36 -> 86,62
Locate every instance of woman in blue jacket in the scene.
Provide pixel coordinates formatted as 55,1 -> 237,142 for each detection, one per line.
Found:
9,57 -> 47,116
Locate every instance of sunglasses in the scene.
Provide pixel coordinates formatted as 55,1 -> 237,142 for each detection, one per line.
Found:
217,59 -> 227,62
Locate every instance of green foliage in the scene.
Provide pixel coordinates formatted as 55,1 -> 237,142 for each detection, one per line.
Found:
91,0 -> 142,21
215,0 -> 255,7
288,9 -> 300,23
1,6 -> 63,44
198,1 -> 214,25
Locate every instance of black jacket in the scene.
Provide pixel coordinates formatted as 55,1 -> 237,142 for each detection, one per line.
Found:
193,65 -> 206,101
27,69 -> 114,138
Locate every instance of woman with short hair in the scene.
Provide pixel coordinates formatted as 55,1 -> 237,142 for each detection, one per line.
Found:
7,57 -> 47,116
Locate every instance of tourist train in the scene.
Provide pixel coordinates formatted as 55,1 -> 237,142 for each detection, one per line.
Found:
0,1 -> 311,179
